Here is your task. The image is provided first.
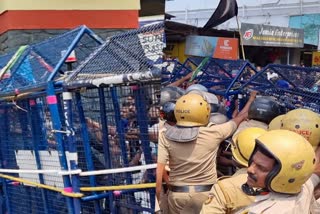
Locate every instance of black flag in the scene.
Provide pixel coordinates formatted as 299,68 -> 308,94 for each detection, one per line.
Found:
203,0 -> 238,30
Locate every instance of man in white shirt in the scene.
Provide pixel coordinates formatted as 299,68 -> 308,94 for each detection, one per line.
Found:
266,71 -> 279,80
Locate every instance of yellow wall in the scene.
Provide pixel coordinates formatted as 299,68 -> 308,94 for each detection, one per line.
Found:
0,0 -> 140,14
164,42 -> 189,62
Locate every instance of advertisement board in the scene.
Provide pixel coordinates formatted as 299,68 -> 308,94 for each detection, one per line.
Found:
185,35 -> 238,59
241,23 -> 304,48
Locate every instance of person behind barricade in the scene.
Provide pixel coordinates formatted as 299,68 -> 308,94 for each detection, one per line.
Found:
235,130 -> 320,214
234,95 -> 282,136
156,90 -> 256,214
201,127 -> 266,214
266,70 -> 279,81
276,79 -> 290,89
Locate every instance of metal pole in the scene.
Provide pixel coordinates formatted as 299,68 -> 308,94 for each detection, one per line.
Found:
110,87 -> 131,183
63,92 -> 82,213
133,85 -> 156,211
0,107 -> 10,214
236,16 -> 246,60
75,92 -> 102,214
46,82 -> 74,214
29,99 -> 49,214
97,88 -> 115,213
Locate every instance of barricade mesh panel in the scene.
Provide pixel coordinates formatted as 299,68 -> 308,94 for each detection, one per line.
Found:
199,58 -> 256,93
66,22 -> 165,83
0,50 -> 17,68
164,58 -> 320,115
243,64 -> 320,113
0,22 -> 163,213
161,59 -> 185,85
0,26 -> 102,96
73,83 -> 159,213
0,97 -> 68,214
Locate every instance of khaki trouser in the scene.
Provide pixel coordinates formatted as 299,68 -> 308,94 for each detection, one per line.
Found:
159,190 -> 169,214
168,190 -> 210,214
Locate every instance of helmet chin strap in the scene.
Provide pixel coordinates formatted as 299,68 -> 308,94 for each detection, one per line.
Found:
241,183 -> 269,196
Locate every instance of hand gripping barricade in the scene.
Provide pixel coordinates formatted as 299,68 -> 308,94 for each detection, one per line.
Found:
0,22 -> 165,214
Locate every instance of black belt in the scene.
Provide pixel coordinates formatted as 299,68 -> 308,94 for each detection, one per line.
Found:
162,183 -> 168,193
168,184 -> 213,193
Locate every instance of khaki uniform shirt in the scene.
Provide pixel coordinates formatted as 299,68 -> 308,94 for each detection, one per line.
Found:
311,197 -> 320,214
158,119 -> 166,131
234,120 -> 268,136
200,168 -> 255,214
158,121 -> 237,186
235,174 -> 320,214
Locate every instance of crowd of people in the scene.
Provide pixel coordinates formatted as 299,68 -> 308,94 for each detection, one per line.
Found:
155,68 -> 320,214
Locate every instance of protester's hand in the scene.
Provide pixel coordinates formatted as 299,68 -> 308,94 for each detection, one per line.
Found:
185,71 -> 193,80
249,90 -> 258,100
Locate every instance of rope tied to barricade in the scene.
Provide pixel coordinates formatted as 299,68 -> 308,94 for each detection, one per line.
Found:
0,164 -> 157,198
0,173 -> 156,196
11,98 -> 28,112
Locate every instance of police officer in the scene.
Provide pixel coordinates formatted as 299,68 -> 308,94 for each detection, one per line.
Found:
201,127 -> 266,214
160,86 -> 185,106
156,91 -> 256,214
186,86 -> 226,124
236,129 -> 320,214
158,89 -> 185,213
280,108 -> 320,150
235,96 -> 282,135
268,114 -> 285,130
160,102 -> 177,124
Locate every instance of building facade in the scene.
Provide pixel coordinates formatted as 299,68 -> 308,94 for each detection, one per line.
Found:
165,0 -> 320,66
0,0 -> 141,54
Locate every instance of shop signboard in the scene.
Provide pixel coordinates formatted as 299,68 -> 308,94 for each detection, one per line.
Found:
137,25 -> 165,64
185,35 -> 238,59
241,23 -> 304,48
312,52 -> 320,66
